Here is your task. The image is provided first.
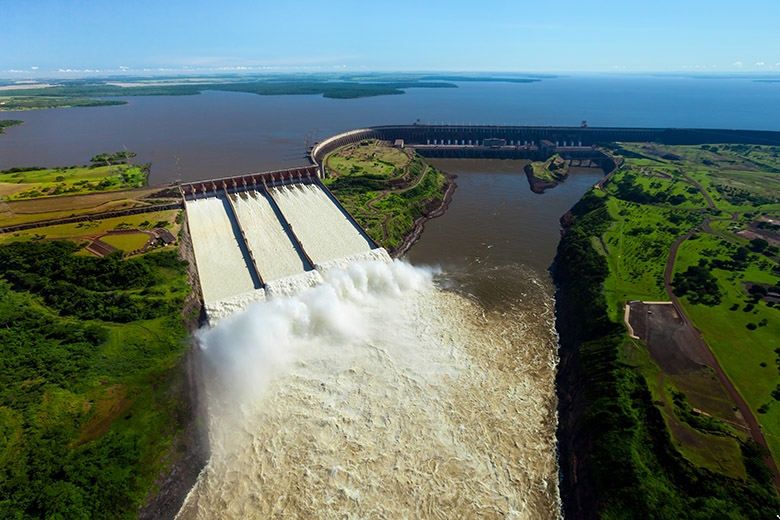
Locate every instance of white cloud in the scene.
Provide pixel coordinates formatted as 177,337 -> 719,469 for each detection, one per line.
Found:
732,61 -> 743,67
756,61 -> 765,66
30,66 -> 39,70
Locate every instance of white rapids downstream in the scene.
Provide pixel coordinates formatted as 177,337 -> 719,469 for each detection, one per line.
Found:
176,258 -> 561,519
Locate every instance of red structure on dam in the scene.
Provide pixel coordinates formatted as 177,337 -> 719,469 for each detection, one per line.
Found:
181,165 -> 319,200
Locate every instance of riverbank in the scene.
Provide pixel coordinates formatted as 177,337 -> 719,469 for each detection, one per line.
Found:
553,181 -> 780,517
390,172 -> 457,258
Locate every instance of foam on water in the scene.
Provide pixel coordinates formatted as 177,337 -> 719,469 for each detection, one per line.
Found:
177,259 -> 561,520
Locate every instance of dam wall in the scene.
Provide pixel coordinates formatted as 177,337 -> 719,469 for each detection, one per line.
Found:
181,165 -> 319,200
310,125 -> 780,166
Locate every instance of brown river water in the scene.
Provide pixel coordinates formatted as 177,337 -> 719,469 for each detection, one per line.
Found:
175,160 -> 602,519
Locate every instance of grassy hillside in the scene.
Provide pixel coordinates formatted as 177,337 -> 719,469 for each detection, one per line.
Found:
0,240 -> 192,519
322,139 -> 449,252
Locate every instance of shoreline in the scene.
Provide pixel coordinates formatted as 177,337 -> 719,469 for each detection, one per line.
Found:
390,172 -> 457,258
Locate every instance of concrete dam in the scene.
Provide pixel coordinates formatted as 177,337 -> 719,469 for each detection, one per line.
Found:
183,167 -> 385,319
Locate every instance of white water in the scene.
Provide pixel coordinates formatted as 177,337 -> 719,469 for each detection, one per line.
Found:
177,259 -> 561,520
185,197 -> 257,303
270,183 -> 375,266
231,190 -> 307,282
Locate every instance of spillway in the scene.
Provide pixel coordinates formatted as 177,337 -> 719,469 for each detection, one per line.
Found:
185,196 -> 257,303
186,179 -> 382,313
269,183 -> 375,266
231,190 -> 308,282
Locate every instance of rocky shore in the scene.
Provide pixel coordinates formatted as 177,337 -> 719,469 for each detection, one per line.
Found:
390,172 -> 457,258
552,209 -> 597,519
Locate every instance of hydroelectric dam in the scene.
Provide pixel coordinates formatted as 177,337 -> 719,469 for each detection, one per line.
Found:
182,123 -> 780,319
182,166 -> 386,319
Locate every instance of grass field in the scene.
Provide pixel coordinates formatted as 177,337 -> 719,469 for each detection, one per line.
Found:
0,209 -> 181,247
101,233 -> 152,252
588,143 -> 780,473
1,163 -> 147,200
528,154 -> 568,182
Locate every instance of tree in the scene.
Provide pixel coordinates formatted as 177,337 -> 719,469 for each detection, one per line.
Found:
749,238 -> 768,253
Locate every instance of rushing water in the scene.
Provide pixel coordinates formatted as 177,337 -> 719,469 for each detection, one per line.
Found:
178,258 -> 562,520
232,190 -> 307,282
3,76 -> 742,517
269,183 -> 374,266
185,196 -> 257,303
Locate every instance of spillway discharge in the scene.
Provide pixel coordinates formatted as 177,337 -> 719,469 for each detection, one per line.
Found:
177,258 -> 561,519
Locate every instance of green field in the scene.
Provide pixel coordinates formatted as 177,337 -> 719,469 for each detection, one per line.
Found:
100,233 -> 152,252
555,143 -> 780,517
322,140 -> 449,252
1,154 -> 147,200
600,144 -> 780,463
527,154 -> 569,182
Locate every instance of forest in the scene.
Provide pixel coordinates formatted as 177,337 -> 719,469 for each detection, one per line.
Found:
0,240 -> 191,519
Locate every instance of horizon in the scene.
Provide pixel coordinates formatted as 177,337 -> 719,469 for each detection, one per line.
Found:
3,69 -> 780,82
2,0 -> 779,77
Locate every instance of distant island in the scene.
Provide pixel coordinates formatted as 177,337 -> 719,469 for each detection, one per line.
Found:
0,73 -> 550,111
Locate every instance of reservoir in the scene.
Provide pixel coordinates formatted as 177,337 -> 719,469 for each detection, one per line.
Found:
1,75 -> 779,183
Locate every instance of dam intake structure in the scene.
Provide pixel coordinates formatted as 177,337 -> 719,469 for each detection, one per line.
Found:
183,166 -> 382,320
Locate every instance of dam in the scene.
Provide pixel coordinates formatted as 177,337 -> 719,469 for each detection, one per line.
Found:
183,166 -> 381,317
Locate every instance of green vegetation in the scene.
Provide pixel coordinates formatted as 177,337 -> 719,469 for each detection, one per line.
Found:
100,233 -> 151,252
0,119 -> 24,134
0,240 -> 191,519
0,96 -> 126,111
0,210 -> 182,246
557,190 -> 780,519
0,79 -> 459,109
322,140 -> 449,251
556,143 -> 780,517
528,154 -> 569,183
1,152 -> 148,199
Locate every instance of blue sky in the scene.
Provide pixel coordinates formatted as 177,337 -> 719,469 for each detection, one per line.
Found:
2,0 -> 779,76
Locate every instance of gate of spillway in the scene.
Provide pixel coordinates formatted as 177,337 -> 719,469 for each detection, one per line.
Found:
182,167 -> 384,320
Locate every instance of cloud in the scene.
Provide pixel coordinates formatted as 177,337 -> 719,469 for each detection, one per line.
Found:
756,61 -> 765,66
30,66 -> 39,70
732,61 -> 743,67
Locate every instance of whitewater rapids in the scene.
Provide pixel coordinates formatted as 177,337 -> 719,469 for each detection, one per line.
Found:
176,258 -> 561,519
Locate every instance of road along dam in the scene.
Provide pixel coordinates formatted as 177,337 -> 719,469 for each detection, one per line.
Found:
182,166 -> 385,320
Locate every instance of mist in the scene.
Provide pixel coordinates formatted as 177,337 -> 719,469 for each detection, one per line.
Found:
178,258 -> 561,519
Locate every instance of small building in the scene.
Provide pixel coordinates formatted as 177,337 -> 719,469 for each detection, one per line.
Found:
540,140 -> 557,156
393,139 -> 405,149
156,228 -> 176,245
